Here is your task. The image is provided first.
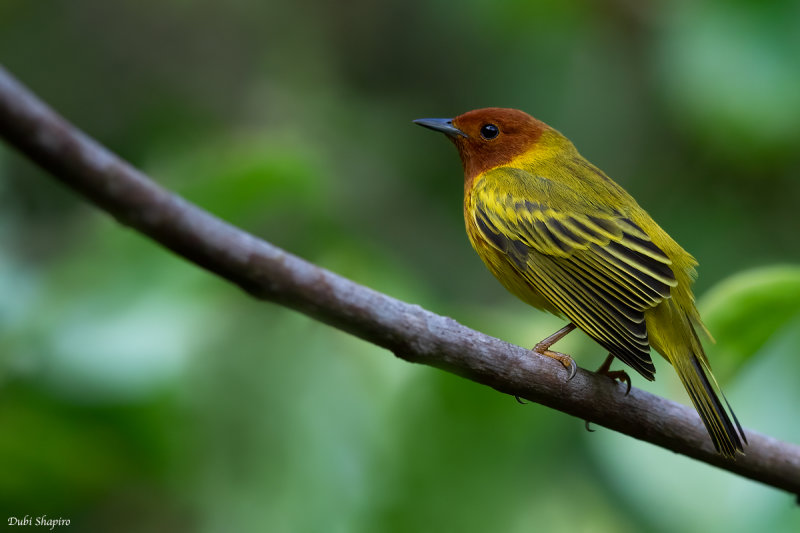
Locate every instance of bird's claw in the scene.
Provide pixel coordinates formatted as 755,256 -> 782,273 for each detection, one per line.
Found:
596,354 -> 632,395
530,323 -> 579,383
566,360 -> 578,381
514,395 -> 528,404
608,371 -> 632,396
585,420 -> 595,432
532,347 -> 578,382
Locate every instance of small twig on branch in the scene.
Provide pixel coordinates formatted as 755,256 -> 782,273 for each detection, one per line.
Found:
0,65 -> 798,497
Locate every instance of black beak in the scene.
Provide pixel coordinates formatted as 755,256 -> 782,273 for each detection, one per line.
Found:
413,117 -> 467,138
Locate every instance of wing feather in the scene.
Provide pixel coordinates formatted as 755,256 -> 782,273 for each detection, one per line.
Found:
473,177 -> 678,380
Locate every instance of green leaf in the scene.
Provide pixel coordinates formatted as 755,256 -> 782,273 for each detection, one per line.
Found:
699,265 -> 800,380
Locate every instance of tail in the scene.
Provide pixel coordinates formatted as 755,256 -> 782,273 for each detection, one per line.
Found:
674,349 -> 747,458
649,303 -> 747,458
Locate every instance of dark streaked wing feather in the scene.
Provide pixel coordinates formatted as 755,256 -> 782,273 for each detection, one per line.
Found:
474,188 -> 678,380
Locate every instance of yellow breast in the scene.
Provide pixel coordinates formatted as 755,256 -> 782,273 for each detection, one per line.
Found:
463,180 -> 562,316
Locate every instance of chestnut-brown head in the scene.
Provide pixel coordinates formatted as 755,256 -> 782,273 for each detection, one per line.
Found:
414,108 -> 549,181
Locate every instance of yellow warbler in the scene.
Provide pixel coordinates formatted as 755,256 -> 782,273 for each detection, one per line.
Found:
415,107 -> 745,457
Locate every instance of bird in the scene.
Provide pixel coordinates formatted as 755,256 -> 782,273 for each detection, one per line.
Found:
414,107 -> 746,457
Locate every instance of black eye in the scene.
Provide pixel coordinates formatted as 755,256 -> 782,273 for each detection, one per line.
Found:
480,124 -> 499,140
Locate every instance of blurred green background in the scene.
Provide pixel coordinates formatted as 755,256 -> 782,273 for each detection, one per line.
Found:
1,0 -> 800,531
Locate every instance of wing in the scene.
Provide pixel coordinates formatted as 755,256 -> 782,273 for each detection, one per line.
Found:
472,169 -> 678,379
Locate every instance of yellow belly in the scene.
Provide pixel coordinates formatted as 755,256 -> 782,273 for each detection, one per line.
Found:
464,210 -> 562,316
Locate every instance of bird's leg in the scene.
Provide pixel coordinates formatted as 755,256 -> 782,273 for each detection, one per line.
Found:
514,323 -> 578,401
531,323 -> 578,381
582,355 -> 630,431
595,353 -> 631,395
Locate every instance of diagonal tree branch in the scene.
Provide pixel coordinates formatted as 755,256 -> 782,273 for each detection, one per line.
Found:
0,65 -> 798,498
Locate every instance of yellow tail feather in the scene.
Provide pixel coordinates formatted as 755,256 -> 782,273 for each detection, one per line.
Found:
647,300 -> 746,457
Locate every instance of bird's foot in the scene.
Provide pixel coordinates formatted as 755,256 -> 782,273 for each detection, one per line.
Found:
531,323 -> 578,381
532,345 -> 577,381
596,354 -> 631,396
